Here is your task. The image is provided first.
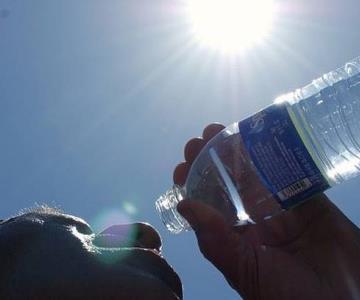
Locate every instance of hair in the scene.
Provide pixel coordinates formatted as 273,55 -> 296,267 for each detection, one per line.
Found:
0,204 -> 63,226
16,204 -> 64,217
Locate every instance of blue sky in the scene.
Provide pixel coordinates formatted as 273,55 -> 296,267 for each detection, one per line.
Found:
1,0 -> 360,299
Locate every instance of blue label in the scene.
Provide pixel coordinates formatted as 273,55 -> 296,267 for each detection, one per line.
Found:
239,104 -> 330,209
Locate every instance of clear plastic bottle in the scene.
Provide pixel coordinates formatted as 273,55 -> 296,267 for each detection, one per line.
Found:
156,57 -> 360,234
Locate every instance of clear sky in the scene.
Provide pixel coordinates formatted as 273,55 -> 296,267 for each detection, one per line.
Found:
1,0 -> 360,299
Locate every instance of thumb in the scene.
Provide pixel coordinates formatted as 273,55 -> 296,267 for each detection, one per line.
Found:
177,199 -> 228,234
177,199 -> 254,295
177,199 -> 234,264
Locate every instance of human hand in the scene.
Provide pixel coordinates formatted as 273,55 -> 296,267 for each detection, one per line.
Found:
174,123 -> 360,300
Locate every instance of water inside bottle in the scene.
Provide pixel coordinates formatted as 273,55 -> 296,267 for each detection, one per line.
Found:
157,57 -> 360,233
184,127 -> 282,224
289,74 -> 360,184
183,72 -> 360,223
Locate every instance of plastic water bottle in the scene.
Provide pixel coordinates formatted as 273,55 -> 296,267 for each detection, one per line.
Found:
156,57 -> 360,234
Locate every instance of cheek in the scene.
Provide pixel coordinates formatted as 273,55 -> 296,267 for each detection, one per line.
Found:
11,230 -> 91,282
5,229 -> 179,300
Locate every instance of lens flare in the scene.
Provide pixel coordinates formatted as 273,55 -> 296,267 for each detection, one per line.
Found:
122,201 -> 138,215
92,208 -> 137,264
92,209 -> 132,232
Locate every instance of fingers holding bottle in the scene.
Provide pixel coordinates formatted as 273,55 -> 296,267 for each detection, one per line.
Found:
173,123 -> 225,187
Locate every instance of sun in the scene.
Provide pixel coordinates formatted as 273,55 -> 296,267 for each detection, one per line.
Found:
186,0 -> 276,53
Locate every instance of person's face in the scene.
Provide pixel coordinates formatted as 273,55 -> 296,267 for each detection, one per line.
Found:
0,208 -> 182,299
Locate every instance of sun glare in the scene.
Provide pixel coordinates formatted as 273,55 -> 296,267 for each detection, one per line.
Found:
187,0 -> 276,53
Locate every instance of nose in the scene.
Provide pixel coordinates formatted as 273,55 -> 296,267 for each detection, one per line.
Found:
93,222 -> 162,251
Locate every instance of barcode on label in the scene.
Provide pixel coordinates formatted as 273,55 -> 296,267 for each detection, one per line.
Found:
277,178 -> 312,201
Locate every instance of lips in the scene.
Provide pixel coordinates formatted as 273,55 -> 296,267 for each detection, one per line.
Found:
94,223 -> 162,250
122,248 -> 183,300
93,224 -> 183,299
95,246 -> 183,299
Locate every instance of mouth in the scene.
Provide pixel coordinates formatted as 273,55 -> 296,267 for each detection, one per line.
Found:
93,230 -> 182,299
94,247 -> 183,299
131,248 -> 183,300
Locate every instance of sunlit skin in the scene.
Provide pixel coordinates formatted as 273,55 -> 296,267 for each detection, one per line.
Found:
0,209 -> 182,299
174,123 -> 360,300
187,0 -> 275,52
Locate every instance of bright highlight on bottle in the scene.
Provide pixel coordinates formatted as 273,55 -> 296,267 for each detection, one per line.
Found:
187,0 -> 276,53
